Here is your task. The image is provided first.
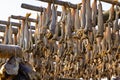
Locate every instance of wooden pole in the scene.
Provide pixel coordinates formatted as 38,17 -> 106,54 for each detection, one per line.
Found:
0,20 -> 21,26
38,0 -> 120,7
0,25 -> 18,34
0,44 -> 22,58
11,15 -> 37,23
37,0 -> 81,9
0,25 -> 35,34
99,0 -> 120,6
21,3 -> 120,23
0,20 -> 35,30
21,3 -> 61,16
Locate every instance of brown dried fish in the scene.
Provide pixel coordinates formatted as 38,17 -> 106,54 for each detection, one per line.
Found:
8,17 -> 13,44
74,4 -> 81,31
23,13 -> 31,51
45,3 -> 52,27
65,8 -> 72,39
20,20 -> 25,48
97,1 -> 104,37
81,0 -> 86,29
92,0 -> 97,27
107,5 -> 114,23
49,3 -> 57,35
113,6 -> 119,33
85,0 -> 92,32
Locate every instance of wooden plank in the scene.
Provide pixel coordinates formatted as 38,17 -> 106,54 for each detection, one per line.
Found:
0,44 -> 22,58
37,0 -> 81,9
0,20 -> 35,30
21,3 -> 61,16
11,15 -> 37,23
100,0 -> 120,6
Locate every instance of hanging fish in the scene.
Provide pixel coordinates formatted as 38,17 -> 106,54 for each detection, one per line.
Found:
4,25 -> 9,44
113,6 -> 119,33
29,22 -> 33,51
20,20 -> 25,48
17,21 -> 21,45
13,34 -> 17,45
65,8 -> 72,39
74,4 -> 81,31
81,0 -> 86,29
23,13 -> 31,51
85,0 -> 92,32
49,3 -> 57,35
42,9 -> 46,28
105,23 -> 112,52
52,22 -> 61,40
97,1 -> 104,37
71,8 -> 75,32
8,18 -> 13,44
45,3 -> 52,27
92,0 -> 97,27
59,6 -> 66,40
107,5 -> 114,23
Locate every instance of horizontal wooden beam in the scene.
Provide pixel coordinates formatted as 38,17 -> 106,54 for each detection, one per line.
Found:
0,25 -> 35,35
0,20 -> 21,26
21,3 -> 61,16
11,15 -> 37,23
37,0 -> 81,9
0,44 -> 22,58
99,0 -> 120,6
0,20 -> 35,30
0,25 -> 18,34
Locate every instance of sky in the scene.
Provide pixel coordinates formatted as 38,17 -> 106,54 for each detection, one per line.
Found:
0,0 -> 113,22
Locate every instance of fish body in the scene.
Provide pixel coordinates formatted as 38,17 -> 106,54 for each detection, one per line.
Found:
8,23 -> 13,44
75,5 -> 80,30
45,3 -> 52,27
85,0 -> 92,32
4,25 -> 9,44
23,19 -> 29,51
81,0 -> 86,29
92,0 -> 97,27
65,8 -> 72,39
49,4 -> 57,35
97,1 -> 104,36
20,20 -> 25,48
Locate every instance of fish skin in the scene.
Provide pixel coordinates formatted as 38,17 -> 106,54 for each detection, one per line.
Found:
23,19 -> 29,51
71,8 -> 75,32
17,26 -> 21,45
49,4 -> 57,35
105,23 -> 112,51
45,3 -> 52,27
42,9 -> 46,28
92,0 -> 97,27
113,6 -> 119,33
85,0 -> 92,32
107,5 -> 114,23
74,4 -> 80,30
29,22 -> 33,51
8,23 -> 13,44
65,8 -> 72,39
4,25 -> 9,44
81,0 -> 86,29
97,1 -> 104,36
34,14 -> 39,45
59,6 -> 66,40
20,20 -> 25,48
